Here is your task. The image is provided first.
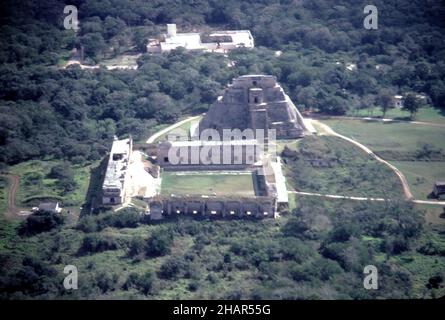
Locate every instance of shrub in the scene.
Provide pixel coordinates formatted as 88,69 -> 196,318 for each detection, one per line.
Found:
79,234 -> 118,255
98,208 -> 141,230
382,236 -> 410,255
281,215 -> 310,238
19,210 -> 64,236
95,272 -> 118,293
145,229 -> 173,257
76,215 -> 98,233
327,225 -> 359,243
128,272 -> 155,295
288,262 -> 313,282
158,256 -> 186,280
48,163 -> 76,193
127,237 -> 145,258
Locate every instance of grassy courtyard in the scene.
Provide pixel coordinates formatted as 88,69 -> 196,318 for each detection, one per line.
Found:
160,171 -> 256,197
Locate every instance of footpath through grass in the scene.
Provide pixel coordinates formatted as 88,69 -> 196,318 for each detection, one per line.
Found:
282,135 -> 404,199
321,119 -> 445,201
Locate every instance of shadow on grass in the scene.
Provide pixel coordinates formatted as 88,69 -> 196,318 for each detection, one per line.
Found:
393,116 -> 413,122
80,156 -> 109,217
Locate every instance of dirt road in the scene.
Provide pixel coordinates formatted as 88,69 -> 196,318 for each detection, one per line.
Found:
146,115 -> 202,144
1,174 -> 20,218
310,120 -> 445,205
312,119 -> 414,200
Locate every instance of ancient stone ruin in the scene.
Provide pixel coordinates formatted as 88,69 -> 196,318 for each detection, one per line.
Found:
198,75 -> 307,139
102,75 -> 309,221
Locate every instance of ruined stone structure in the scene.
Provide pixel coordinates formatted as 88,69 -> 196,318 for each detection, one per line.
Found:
157,139 -> 262,170
102,75 -> 301,219
102,137 -> 132,205
149,195 -> 276,220
198,75 -> 307,139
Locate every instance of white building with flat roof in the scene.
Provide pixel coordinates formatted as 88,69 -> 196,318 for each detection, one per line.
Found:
147,24 -> 254,53
102,137 -> 133,205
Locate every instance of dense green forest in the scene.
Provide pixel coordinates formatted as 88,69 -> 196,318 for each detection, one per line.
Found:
1,0 -> 445,166
3,200 -> 442,299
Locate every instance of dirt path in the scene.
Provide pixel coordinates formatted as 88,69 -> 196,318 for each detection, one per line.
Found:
289,190 -> 445,206
310,119 -> 445,206
312,119 -> 414,200
288,190 -> 388,202
146,115 -> 202,144
1,174 -> 19,218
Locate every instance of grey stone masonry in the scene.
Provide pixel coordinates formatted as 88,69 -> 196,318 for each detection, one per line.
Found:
198,75 -> 307,139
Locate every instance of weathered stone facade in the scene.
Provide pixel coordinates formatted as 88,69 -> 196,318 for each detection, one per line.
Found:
148,195 -> 276,220
198,75 -> 307,139
157,139 -> 262,170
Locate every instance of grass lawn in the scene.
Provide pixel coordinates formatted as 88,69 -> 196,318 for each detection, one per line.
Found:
160,171 -> 255,196
100,53 -> 140,68
153,116 -> 201,143
416,203 -> 445,225
322,119 -> 445,153
8,160 -> 100,211
282,135 -> 404,199
347,106 -> 445,124
390,249 -> 445,298
320,119 -> 445,200
392,161 -> 445,200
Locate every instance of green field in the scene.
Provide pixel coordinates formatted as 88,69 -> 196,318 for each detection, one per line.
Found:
153,116 -> 202,143
323,119 -> 445,153
392,161 -> 445,200
160,171 -> 255,196
347,106 -> 445,124
282,135 -> 404,199
321,119 -> 445,200
7,160 -> 99,213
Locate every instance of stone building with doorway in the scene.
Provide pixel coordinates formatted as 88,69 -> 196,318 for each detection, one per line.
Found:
198,75 -> 307,139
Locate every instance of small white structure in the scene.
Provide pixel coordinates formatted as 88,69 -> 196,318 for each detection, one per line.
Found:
394,95 -> 404,108
345,63 -> 357,71
147,24 -> 254,53
38,202 -> 62,213
394,94 -> 428,108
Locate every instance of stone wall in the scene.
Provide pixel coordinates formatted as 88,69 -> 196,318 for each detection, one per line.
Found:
157,141 -> 261,168
147,195 -> 276,220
